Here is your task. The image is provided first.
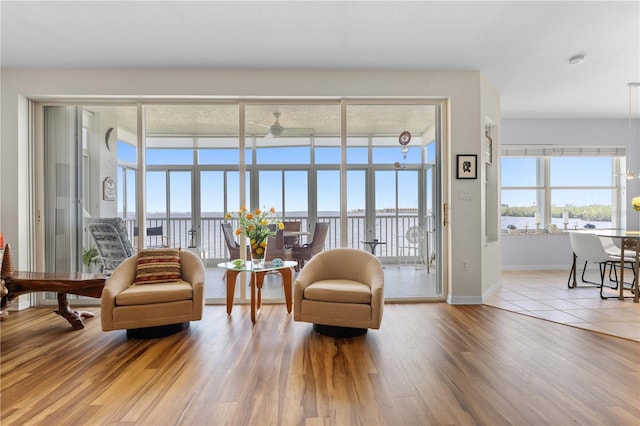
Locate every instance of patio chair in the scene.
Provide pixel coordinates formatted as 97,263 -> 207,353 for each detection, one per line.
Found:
291,222 -> 329,270
265,228 -> 293,262
88,217 -> 136,274
283,221 -> 302,248
221,222 -> 248,261
133,225 -> 169,248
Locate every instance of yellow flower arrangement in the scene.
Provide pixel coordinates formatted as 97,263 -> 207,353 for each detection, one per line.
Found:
225,206 -> 284,261
632,196 -> 640,212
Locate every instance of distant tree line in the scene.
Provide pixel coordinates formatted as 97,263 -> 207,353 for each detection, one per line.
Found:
501,204 -> 611,222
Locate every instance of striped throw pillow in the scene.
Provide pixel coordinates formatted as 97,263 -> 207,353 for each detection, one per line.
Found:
134,248 -> 182,285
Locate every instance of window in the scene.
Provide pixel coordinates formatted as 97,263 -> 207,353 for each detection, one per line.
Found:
501,145 -> 625,230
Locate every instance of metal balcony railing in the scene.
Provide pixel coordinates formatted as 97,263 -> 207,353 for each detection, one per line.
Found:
124,214 -> 434,264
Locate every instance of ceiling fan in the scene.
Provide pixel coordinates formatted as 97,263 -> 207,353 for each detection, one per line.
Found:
248,112 -> 315,139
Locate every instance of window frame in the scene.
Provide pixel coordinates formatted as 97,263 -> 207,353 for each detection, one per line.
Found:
501,145 -> 626,230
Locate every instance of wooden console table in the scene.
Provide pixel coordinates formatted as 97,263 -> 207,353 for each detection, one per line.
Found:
1,271 -> 106,329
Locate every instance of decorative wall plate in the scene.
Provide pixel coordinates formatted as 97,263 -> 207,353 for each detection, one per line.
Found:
103,177 -> 116,201
399,131 -> 411,145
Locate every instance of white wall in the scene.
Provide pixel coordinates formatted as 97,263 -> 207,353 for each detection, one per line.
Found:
0,69 -> 501,303
502,233 -> 572,270
480,74 -> 502,300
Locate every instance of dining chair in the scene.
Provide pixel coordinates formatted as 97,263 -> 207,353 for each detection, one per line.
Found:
599,235 -> 637,283
568,232 -> 636,299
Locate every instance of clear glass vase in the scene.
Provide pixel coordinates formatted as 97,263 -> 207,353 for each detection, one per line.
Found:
250,239 -> 267,269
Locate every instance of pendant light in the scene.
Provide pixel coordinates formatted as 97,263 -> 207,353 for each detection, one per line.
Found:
625,82 -> 640,180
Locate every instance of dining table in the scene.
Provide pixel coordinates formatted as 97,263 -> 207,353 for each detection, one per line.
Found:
283,230 -> 310,247
283,230 -> 310,238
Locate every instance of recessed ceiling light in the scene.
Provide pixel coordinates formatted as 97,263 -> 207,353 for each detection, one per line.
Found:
568,55 -> 585,65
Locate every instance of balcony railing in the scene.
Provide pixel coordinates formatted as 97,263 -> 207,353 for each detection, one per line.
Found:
124,214 -> 434,264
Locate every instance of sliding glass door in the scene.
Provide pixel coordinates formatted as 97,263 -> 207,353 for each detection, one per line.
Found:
36,99 -> 444,305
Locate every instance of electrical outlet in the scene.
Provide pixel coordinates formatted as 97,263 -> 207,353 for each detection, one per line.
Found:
458,191 -> 472,200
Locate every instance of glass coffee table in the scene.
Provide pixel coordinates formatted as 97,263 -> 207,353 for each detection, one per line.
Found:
217,260 -> 298,323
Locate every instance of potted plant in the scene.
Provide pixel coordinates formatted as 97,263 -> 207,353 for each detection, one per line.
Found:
506,224 -> 517,234
82,246 -> 100,273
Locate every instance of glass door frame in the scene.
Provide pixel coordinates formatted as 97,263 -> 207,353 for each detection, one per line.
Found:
32,97 -> 447,306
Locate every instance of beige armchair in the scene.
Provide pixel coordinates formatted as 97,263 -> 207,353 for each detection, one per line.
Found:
101,249 -> 205,338
294,248 -> 384,337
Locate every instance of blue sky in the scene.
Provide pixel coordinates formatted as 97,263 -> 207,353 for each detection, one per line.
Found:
119,141 -> 434,214
501,156 -> 615,207
121,141 -> 618,214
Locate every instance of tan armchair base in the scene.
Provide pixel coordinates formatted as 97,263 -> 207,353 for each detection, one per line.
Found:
313,324 -> 367,337
127,322 -> 189,339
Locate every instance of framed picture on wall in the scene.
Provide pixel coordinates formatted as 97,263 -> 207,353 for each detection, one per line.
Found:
103,177 -> 116,201
456,155 -> 477,179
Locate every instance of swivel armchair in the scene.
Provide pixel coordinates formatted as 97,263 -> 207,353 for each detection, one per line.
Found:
294,247 -> 384,337
101,248 -> 205,338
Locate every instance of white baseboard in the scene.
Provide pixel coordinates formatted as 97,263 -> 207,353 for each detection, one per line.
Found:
482,279 -> 503,302
446,295 -> 483,305
501,264 -> 569,271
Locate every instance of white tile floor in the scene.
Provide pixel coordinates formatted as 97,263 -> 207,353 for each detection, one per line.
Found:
485,269 -> 640,342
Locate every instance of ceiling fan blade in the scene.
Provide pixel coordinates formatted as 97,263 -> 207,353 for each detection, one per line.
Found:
246,120 -> 271,128
282,127 -> 315,135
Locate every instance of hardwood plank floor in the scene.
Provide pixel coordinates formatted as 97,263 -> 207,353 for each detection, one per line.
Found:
1,303 -> 639,425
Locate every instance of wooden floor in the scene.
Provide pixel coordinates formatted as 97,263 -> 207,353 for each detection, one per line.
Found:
1,302 -> 639,425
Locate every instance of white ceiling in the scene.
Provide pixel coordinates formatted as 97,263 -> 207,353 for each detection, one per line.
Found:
1,0 -> 639,119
